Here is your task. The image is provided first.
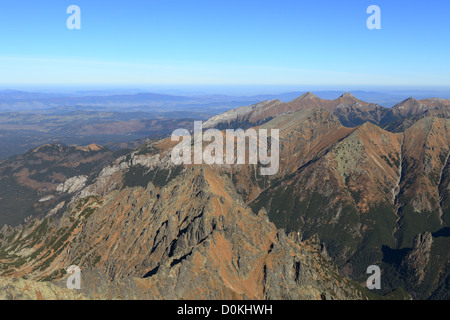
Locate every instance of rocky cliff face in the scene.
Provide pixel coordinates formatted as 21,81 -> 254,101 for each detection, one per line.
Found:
402,232 -> 433,284
0,154 -> 368,299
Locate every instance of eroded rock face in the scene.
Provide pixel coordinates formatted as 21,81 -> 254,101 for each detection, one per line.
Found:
0,166 -> 366,300
57,175 -> 88,194
402,232 -> 433,284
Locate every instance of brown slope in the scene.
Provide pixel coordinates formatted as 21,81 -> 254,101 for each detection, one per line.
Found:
399,117 -> 450,211
203,99 -> 284,129
392,97 -> 450,118
247,113 -> 450,299
0,158 -> 368,299
332,93 -> 387,127
382,97 -> 450,132
223,108 -> 356,203
229,108 -> 399,209
205,92 -> 387,130
330,121 -> 403,212
253,92 -> 379,123
261,108 -> 356,174
334,92 -> 371,107
248,92 -> 383,126
273,92 -> 335,114
250,121 -> 403,269
395,116 -> 450,247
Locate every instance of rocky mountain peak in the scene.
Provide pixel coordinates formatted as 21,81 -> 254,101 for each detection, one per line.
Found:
392,97 -> 430,117
333,92 -> 375,112
355,120 -> 379,132
395,97 -> 420,109
401,97 -> 419,104
340,92 -> 355,99
296,92 -> 319,100
401,232 -> 434,284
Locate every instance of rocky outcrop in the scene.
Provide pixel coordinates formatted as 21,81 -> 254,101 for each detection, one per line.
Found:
57,175 -> 88,194
402,232 -> 433,284
0,163 -> 368,300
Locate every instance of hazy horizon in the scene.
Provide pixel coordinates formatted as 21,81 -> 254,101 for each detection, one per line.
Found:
2,84 -> 450,97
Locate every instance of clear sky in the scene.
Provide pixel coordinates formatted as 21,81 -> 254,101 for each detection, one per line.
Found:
0,0 -> 449,87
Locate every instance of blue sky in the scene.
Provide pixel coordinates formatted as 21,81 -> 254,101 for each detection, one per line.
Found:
0,0 -> 449,88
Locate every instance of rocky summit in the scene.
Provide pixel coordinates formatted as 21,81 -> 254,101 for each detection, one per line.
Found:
1,93 -> 449,300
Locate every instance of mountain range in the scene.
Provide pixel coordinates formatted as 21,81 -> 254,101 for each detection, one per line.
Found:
0,92 -> 449,300
2,89 -> 450,112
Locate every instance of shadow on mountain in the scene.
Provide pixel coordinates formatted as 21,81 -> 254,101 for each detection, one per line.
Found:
432,227 -> 450,238
381,245 -> 411,265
